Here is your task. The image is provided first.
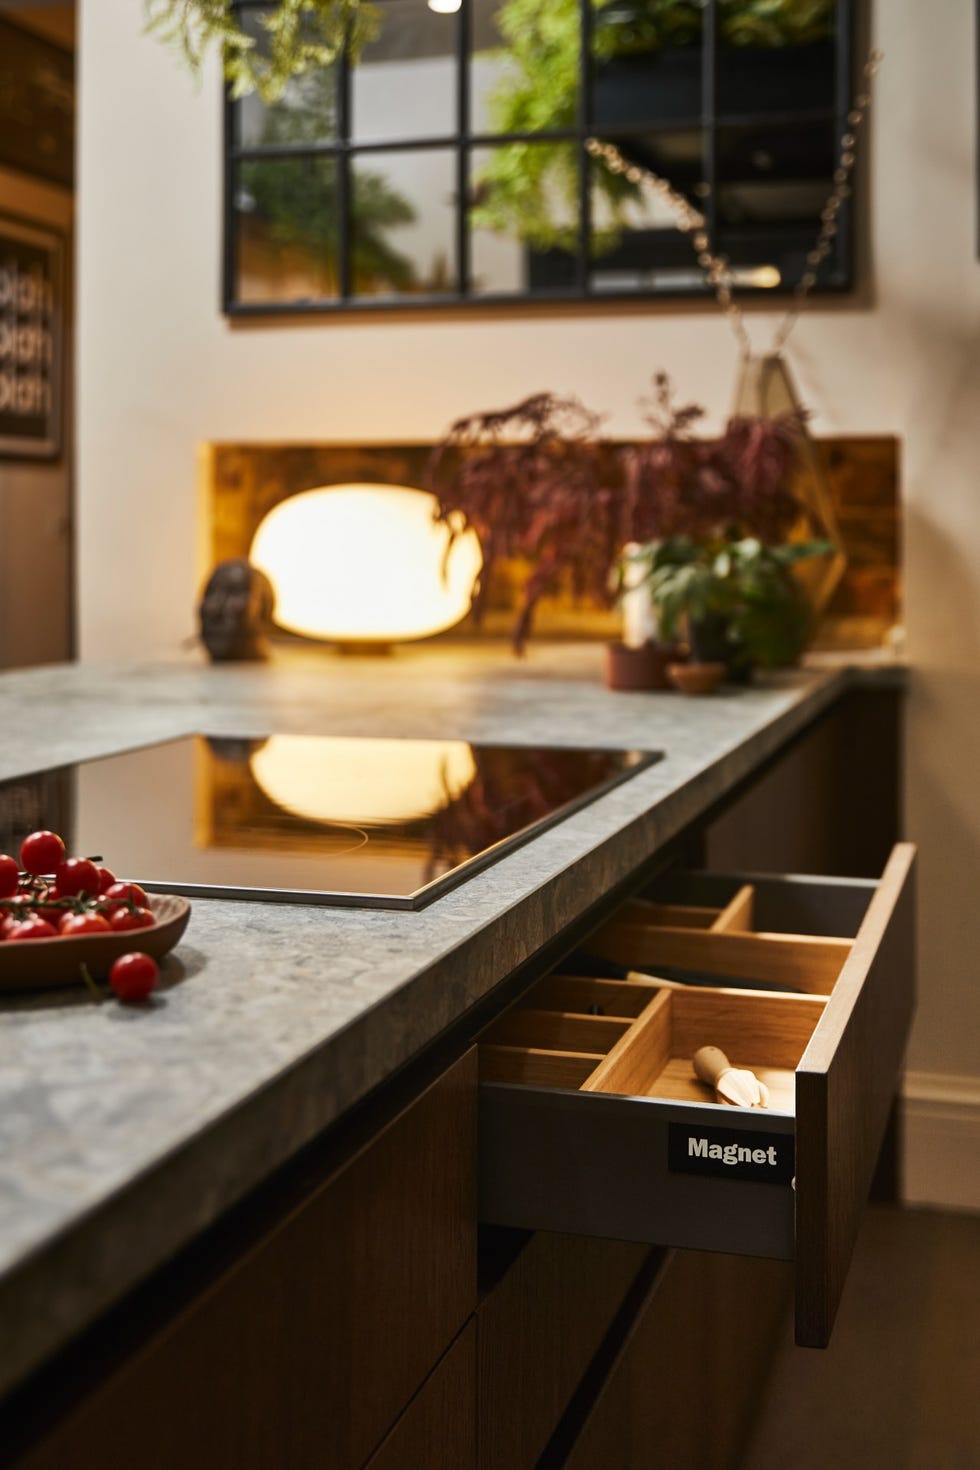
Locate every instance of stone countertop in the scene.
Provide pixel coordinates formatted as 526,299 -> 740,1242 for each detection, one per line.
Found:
0,644 -> 903,1397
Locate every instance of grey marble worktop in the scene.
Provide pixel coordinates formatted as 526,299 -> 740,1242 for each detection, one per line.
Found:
0,644 -> 902,1397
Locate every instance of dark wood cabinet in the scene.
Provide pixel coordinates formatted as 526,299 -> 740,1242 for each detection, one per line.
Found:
9,1052 -> 478,1470
476,1232 -> 650,1470
563,1251 -> 791,1470
364,1324 -> 477,1470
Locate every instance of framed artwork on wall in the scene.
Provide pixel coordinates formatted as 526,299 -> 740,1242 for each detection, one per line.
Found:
0,214 -> 64,461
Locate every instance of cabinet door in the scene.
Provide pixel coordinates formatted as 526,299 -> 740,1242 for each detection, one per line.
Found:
12,1051 -> 478,1470
477,1232 -> 650,1470
564,1251 -> 791,1470
365,1324 -> 476,1470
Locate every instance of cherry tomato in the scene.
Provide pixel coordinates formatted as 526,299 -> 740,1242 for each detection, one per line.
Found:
54,858 -> 101,900
0,855 -> 18,899
20,830 -> 66,876
59,912 -> 112,937
109,906 -> 155,934
34,888 -> 67,925
96,865 -> 116,895
8,917 -> 58,941
103,882 -> 149,910
109,951 -> 159,1002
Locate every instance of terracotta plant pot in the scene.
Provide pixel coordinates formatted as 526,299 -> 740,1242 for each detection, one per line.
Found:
605,640 -> 678,692
666,661 -> 727,696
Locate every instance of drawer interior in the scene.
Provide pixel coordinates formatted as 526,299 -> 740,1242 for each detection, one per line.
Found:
481,975 -> 826,1113
481,880 -> 851,1113
582,881 -> 856,996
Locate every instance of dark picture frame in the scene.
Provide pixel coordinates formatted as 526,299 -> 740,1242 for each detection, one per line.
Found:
0,17 -> 74,191
0,214 -> 65,461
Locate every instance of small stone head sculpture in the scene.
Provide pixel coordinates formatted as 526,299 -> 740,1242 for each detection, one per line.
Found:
199,559 -> 275,663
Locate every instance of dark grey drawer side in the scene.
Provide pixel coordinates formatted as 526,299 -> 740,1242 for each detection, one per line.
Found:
479,1086 -> 796,1262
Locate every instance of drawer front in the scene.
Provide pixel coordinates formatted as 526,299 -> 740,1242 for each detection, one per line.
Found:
479,845 -> 916,1348
477,1232 -> 649,1470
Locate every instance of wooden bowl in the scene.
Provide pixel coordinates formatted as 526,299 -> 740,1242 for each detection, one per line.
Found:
666,661 -> 727,696
0,895 -> 191,993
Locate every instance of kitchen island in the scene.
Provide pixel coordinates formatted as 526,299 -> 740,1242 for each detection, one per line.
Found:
0,645 -> 908,1469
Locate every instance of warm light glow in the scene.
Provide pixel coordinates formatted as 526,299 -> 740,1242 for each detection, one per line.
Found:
249,484 -> 482,643
733,265 -> 782,289
251,735 -> 477,826
427,0 -> 461,11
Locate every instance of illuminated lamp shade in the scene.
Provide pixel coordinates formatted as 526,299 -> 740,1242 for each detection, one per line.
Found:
249,484 -> 482,644
251,734 -> 476,825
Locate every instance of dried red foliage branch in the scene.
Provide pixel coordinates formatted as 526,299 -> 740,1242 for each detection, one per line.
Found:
427,373 -> 807,651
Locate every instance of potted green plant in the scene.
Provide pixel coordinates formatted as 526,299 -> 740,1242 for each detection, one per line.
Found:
639,534 -> 830,687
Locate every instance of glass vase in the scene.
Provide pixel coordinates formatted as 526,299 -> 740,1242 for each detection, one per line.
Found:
732,353 -> 847,615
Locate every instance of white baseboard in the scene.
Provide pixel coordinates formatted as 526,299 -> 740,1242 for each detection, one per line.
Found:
902,1071 -> 980,1212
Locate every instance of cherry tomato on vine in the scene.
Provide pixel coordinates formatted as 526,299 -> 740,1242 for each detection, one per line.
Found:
109,952 -> 159,1002
0,855 -> 19,898
109,906 -> 155,934
8,917 -> 58,941
58,912 -> 111,937
34,889 -> 66,925
20,830 -> 66,876
54,858 -> 101,900
103,882 -> 149,911
96,865 -> 116,895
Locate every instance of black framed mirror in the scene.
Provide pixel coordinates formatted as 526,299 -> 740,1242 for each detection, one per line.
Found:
223,0 -> 855,314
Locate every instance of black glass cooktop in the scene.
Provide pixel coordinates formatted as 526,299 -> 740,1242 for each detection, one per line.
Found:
0,735 -> 661,910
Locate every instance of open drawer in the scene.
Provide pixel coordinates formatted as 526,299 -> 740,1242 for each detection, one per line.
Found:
478,844 -> 916,1347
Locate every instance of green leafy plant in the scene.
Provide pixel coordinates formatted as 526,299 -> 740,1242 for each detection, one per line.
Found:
638,534 -> 831,670
144,0 -> 379,101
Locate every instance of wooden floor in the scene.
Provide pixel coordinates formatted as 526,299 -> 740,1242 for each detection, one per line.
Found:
738,1206 -> 980,1470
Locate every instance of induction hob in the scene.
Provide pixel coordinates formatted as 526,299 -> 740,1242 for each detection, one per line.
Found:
0,735 -> 661,910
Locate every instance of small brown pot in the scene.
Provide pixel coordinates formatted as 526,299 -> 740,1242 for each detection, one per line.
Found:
605,640 -> 679,692
666,660 -> 727,696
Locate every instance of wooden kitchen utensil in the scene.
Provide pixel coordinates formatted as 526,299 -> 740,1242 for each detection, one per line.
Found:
693,1045 -> 771,1108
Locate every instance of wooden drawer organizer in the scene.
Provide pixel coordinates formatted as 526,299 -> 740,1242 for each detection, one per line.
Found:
478,846 -> 916,1348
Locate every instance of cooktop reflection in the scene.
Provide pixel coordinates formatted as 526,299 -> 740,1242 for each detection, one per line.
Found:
1,734 -> 661,910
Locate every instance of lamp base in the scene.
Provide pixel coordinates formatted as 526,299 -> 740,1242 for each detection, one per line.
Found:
334,640 -> 395,656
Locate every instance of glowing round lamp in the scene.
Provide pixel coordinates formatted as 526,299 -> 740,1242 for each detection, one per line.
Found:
251,734 -> 476,825
249,483 -> 482,645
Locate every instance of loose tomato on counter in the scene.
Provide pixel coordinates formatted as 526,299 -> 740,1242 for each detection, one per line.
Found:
109,952 -> 159,1003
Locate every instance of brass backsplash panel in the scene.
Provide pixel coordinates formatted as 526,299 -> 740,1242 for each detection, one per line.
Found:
200,437 -> 899,649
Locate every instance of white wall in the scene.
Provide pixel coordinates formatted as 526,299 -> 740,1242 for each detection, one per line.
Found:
78,1 -> 980,1197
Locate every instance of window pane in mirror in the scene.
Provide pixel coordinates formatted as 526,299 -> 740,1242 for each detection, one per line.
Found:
588,130 -> 707,292
350,149 -> 457,297
716,0 -> 836,117
470,0 -> 581,136
351,0 -> 458,144
469,142 -> 580,295
715,120 -> 839,289
590,1 -> 703,129
232,157 -> 340,305
233,7 -> 339,146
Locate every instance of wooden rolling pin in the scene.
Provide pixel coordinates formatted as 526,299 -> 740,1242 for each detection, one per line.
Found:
693,1046 -> 771,1108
